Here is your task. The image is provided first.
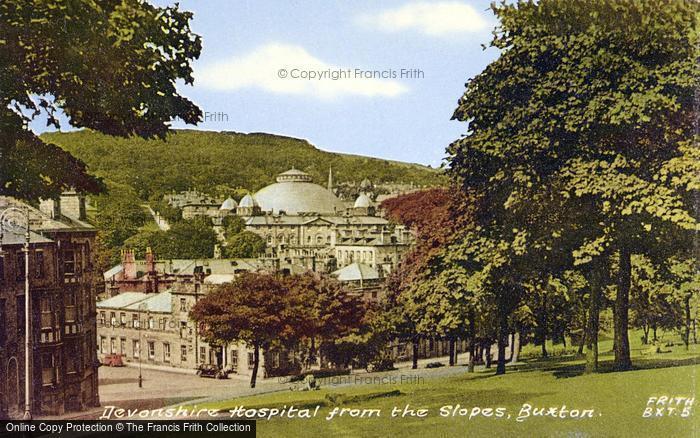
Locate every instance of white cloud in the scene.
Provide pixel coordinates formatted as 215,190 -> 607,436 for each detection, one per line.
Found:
195,43 -> 407,100
358,1 -> 489,37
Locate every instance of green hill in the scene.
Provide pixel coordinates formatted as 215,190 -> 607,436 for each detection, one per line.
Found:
41,129 -> 445,200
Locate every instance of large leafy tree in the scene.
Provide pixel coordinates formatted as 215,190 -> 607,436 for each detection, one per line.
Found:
448,0 -> 698,372
1,0 -> 202,200
190,272 -> 291,388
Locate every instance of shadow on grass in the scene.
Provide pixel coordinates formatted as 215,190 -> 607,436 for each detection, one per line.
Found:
501,351 -> 700,379
548,356 -> 700,378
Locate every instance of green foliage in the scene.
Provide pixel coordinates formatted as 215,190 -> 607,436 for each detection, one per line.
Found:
445,0 -> 699,372
123,217 -> 217,259
224,231 -> 266,258
1,0 -> 202,200
41,130 -> 445,199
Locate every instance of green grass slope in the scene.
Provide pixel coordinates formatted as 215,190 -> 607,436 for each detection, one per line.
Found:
41,129 -> 445,199
198,332 -> 698,438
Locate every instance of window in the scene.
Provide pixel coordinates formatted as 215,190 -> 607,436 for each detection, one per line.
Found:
110,312 -> 116,326
120,338 -> 126,355
99,311 -> 106,326
148,341 -> 155,359
120,313 -> 126,326
133,340 -> 140,359
148,317 -> 154,329
248,352 -> 255,369
42,353 -> 56,385
34,251 -> 45,278
65,292 -> 76,322
63,250 -> 75,275
110,338 -> 116,354
100,336 -> 107,354
163,343 -> 171,362
40,297 -> 52,330
67,344 -> 79,373
180,345 -> 187,362
180,298 -> 187,312
16,252 -> 25,281
199,346 -> 206,364
0,299 -> 5,347
230,350 -> 238,370
132,314 -> 139,329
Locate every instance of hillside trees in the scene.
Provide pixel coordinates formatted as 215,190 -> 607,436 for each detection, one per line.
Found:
1,0 -> 202,200
448,0 -> 698,372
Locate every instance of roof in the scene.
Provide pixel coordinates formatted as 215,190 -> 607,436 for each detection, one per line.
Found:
332,262 -> 380,282
97,292 -> 150,309
239,194 -> 259,208
0,197 -> 94,233
354,193 -> 372,208
124,290 -> 172,313
220,197 -> 238,210
97,290 -> 173,313
245,214 -> 388,226
204,274 -> 236,284
253,170 -> 345,215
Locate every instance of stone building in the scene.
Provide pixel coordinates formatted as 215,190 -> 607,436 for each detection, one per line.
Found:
97,266 -> 292,377
0,195 -> 100,419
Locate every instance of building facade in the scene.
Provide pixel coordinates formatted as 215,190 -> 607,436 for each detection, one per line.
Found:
0,194 -> 100,419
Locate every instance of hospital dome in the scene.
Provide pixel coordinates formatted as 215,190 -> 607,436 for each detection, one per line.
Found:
220,197 -> 237,210
354,193 -> 372,208
253,169 -> 346,215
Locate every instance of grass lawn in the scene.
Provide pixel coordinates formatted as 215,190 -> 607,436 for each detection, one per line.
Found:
198,333 -> 699,437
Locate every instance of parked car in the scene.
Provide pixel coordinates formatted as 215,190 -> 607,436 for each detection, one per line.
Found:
196,364 -> 229,379
102,354 -> 124,367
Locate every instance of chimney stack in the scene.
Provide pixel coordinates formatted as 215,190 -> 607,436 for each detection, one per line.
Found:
123,249 -> 137,280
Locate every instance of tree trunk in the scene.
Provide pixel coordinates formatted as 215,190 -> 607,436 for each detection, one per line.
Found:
411,337 -> 419,370
683,296 -> 691,350
642,324 -> 649,345
693,319 -> 697,344
484,343 -> 492,368
614,247 -> 632,371
540,292 -> 548,358
652,325 -> 658,343
509,332 -> 516,362
468,314 -> 475,373
577,330 -> 586,356
448,338 -> 456,366
250,342 -> 260,388
495,310 -> 508,375
585,267 -> 602,374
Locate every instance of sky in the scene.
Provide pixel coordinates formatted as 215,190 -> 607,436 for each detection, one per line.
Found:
34,0 -> 501,167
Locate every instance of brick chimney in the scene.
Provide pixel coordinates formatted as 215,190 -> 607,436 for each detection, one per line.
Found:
123,249 -> 137,280
145,247 -> 156,273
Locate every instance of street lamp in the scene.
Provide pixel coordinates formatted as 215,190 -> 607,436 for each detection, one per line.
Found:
0,206 -> 32,420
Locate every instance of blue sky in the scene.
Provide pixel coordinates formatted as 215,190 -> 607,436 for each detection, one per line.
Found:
35,1 -> 501,167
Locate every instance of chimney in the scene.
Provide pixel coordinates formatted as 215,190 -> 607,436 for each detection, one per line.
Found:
123,249 -> 137,280
39,198 -> 61,219
59,190 -> 87,221
145,247 -> 156,273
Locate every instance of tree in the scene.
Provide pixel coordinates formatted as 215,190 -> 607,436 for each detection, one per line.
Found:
1,0 -> 202,200
124,217 -> 217,259
224,231 -> 266,258
283,273 -> 366,368
448,0 -> 698,372
189,272 -> 290,388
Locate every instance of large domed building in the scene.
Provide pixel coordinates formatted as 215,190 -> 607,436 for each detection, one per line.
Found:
251,169 -> 346,215
221,168 -> 412,275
